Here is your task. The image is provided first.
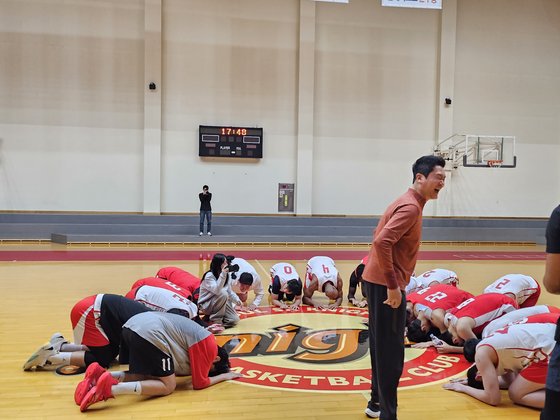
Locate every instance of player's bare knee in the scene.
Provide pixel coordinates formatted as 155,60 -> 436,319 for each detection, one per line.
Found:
162,380 -> 176,396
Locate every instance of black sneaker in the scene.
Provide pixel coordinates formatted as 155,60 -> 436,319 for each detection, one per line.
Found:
365,401 -> 380,418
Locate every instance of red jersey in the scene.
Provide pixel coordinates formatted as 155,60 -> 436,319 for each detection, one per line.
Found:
407,284 -> 473,315
512,312 -> 560,326
156,267 -> 201,297
446,293 -> 519,335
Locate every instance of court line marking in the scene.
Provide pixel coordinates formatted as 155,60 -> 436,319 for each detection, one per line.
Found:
254,259 -> 269,281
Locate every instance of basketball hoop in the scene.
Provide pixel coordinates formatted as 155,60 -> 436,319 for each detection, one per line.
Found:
486,159 -> 503,168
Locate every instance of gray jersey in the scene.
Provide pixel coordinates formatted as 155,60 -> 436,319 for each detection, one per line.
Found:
123,311 -> 212,377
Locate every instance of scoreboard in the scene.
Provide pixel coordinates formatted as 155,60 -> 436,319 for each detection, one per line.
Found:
199,125 -> 263,159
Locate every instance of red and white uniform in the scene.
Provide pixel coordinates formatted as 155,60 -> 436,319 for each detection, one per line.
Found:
270,262 -> 300,288
416,268 -> 459,288
482,305 -> 560,338
445,293 -> 519,336
126,277 -> 198,319
71,294 -> 108,347
483,274 -> 541,308
405,268 -> 456,294
478,321 -> 557,383
306,256 -> 338,291
407,284 -> 474,318
156,267 -> 201,297
405,276 -> 421,294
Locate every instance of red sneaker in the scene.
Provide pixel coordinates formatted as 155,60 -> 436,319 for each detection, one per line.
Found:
74,362 -> 106,405
79,371 -> 117,412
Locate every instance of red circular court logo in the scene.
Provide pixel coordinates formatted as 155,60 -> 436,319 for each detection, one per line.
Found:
215,306 -> 471,392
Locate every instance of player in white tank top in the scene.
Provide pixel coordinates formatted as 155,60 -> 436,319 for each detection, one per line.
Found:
484,274 -> 540,307
133,285 -> 198,319
269,263 -> 303,310
412,268 -> 459,291
303,256 -> 343,309
444,321 -> 556,409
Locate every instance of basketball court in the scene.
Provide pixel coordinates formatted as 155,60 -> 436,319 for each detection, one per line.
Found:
1,1 -> 559,418
0,242 -> 551,419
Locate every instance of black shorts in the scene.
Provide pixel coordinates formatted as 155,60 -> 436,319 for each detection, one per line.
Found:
86,344 -> 119,368
121,327 -> 174,377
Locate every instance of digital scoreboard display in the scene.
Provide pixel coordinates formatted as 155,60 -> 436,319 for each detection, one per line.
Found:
199,125 -> 263,159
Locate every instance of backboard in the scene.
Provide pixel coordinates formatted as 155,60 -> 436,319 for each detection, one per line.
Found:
462,135 -> 516,168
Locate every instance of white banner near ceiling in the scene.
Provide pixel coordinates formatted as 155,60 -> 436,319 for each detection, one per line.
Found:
381,0 -> 442,10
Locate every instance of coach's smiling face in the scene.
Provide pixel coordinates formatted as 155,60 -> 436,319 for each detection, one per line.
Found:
416,166 -> 446,201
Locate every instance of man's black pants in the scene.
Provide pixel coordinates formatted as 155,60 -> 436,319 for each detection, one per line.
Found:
363,282 -> 407,420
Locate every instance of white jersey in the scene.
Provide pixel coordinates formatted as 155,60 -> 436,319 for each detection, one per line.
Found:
229,257 -> 264,306
405,276 -> 421,294
482,305 -> 560,338
306,256 -> 338,290
478,322 -> 557,375
134,285 -> 198,319
484,274 -> 540,306
270,262 -> 300,287
416,269 -> 459,288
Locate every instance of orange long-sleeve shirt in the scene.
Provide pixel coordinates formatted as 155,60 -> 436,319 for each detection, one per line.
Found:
362,188 -> 426,291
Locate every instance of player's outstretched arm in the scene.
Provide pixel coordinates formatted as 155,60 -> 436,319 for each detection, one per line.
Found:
329,275 -> 344,308
302,281 -> 318,307
443,347 -> 501,406
207,371 -> 243,388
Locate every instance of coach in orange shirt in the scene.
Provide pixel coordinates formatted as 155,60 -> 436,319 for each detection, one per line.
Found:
362,155 -> 446,419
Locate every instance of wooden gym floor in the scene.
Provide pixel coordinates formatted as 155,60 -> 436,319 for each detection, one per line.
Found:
0,242 -> 554,419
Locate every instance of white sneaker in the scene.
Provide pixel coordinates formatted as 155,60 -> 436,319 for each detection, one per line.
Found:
365,401 -> 381,418
207,232 -> 212,236
199,232 -> 203,236
23,343 -> 57,371
49,332 -> 69,352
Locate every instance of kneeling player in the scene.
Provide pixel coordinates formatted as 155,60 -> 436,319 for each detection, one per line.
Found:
406,268 -> 459,294
229,257 -> 264,311
405,284 -> 473,344
348,258 -> 368,307
444,293 -> 519,345
126,276 -> 199,319
444,314 -> 559,408
303,256 -> 343,309
23,294 -> 150,372
483,273 -> 541,308
76,312 -> 242,412
482,305 -> 560,338
155,266 -> 201,302
125,276 -> 223,333
269,262 -> 303,310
